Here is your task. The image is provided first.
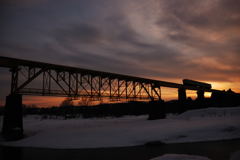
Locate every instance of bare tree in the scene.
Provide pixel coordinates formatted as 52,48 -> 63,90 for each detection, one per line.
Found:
78,97 -> 91,106
60,98 -> 74,107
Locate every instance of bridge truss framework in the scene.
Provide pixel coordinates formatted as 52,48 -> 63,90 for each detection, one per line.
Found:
0,56 -> 226,139
10,65 -> 162,101
0,56 -> 199,102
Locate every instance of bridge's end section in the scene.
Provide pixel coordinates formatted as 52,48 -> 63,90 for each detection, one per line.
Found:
2,94 -> 23,140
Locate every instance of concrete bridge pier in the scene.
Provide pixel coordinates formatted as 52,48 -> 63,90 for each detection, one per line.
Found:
197,90 -> 205,101
178,88 -> 187,102
2,94 -> 23,140
178,88 -> 187,113
148,100 -> 166,120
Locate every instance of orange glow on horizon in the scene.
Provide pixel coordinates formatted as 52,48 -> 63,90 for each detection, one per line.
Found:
18,79 -> 240,108
23,96 -> 65,107
206,81 -> 240,93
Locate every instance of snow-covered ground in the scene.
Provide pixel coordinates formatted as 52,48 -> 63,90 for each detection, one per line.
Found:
150,150 -> 240,160
0,106 -> 240,149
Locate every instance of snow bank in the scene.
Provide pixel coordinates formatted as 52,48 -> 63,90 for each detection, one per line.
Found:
171,106 -> 240,119
150,154 -> 211,160
0,106 -> 240,149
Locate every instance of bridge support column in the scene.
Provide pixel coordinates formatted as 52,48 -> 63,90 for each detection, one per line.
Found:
2,94 -> 23,140
178,88 -> 186,102
197,90 -> 204,101
148,100 -> 166,120
178,88 -> 187,113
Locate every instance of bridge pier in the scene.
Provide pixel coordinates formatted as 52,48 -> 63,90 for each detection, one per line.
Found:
197,90 -> 205,101
178,88 -> 187,113
178,88 -> 186,102
148,100 -> 166,120
2,94 -> 23,140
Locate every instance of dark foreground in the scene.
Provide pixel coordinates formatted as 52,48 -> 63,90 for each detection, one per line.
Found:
1,139 -> 240,160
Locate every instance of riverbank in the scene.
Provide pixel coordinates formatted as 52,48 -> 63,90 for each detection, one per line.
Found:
1,106 -> 240,149
1,138 -> 240,160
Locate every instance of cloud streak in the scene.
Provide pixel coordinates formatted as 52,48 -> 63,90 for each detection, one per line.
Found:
0,0 -> 240,105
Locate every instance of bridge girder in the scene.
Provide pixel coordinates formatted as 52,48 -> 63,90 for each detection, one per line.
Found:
7,64 -> 162,101
0,56 -> 219,101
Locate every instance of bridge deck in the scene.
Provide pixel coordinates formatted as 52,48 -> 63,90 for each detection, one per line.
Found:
0,56 -> 218,100
0,56 -> 182,88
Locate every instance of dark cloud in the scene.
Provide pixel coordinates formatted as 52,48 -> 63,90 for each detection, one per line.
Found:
0,0 -> 240,105
155,0 -> 240,76
219,0 -> 240,12
160,0 -> 240,30
49,18 -> 187,78
53,23 -> 103,44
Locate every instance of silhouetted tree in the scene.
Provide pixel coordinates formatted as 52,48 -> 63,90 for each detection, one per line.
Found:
78,97 -> 92,106
60,98 -> 74,107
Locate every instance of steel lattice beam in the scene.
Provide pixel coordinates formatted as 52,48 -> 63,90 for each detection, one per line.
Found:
0,56 -> 220,101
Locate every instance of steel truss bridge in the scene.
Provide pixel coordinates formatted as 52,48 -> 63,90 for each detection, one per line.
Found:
0,56 -> 230,140
0,56 -> 218,102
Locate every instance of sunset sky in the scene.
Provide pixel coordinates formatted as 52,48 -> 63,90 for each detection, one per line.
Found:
0,0 -> 240,107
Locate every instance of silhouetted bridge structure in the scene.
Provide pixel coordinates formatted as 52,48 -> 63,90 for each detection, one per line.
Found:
0,56 -> 218,100
0,56 -> 235,140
